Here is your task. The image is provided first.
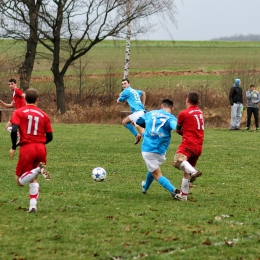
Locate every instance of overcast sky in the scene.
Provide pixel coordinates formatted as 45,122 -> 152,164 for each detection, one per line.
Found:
140,0 -> 260,41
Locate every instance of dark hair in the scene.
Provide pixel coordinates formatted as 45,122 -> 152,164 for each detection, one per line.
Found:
188,92 -> 199,105
122,78 -> 130,83
9,78 -> 16,84
162,98 -> 174,109
250,84 -> 255,88
25,88 -> 39,104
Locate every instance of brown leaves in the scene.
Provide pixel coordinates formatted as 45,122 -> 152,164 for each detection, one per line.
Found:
202,238 -> 211,245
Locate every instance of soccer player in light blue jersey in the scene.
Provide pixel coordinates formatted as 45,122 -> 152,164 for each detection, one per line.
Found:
117,78 -> 146,144
136,99 -> 181,199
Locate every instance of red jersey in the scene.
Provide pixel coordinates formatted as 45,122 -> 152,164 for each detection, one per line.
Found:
11,105 -> 53,145
12,88 -> 26,109
177,105 -> 204,147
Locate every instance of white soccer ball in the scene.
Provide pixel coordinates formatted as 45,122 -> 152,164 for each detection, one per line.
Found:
91,167 -> 107,182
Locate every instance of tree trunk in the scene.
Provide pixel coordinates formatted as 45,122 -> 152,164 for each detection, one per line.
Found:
123,28 -> 131,79
123,1 -> 131,79
53,74 -> 66,114
19,37 -> 38,91
18,1 -> 40,91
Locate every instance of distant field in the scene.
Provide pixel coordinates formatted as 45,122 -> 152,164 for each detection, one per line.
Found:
1,40 -> 260,91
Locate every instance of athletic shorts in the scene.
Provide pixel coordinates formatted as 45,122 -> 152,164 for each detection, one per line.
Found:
129,110 -> 145,123
142,152 -> 166,172
15,143 -> 47,177
176,143 -> 202,167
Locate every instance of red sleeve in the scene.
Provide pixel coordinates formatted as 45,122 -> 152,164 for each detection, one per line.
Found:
11,109 -> 21,125
177,110 -> 185,127
14,88 -> 24,97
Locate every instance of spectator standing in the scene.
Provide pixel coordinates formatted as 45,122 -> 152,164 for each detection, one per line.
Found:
229,78 -> 243,130
245,84 -> 260,130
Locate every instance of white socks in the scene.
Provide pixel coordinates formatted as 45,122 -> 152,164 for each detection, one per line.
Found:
180,161 -> 197,175
19,167 -> 40,185
29,183 -> 39,210
180,178 -> 189,200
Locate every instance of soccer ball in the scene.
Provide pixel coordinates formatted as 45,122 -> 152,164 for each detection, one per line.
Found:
91,167 -> 107,182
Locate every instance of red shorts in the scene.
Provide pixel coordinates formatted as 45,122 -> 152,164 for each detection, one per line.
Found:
15,143 -> 47,177
176,143 -> 202,167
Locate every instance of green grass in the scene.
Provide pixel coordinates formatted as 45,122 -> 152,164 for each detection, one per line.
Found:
1,124 -> 260,259
1,39 -> 260,92
2,39 -> 260,74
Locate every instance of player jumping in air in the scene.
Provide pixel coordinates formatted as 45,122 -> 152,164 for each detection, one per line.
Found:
117,78 -> 146,145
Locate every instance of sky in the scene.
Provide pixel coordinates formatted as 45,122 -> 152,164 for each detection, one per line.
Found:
140,0 -> 260,41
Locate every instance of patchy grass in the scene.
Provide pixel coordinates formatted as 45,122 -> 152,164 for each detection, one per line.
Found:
0,124 -> 260,259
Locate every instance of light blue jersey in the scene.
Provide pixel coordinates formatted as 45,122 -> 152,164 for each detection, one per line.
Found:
140,109 -> 177,155
118,87 -> 145,113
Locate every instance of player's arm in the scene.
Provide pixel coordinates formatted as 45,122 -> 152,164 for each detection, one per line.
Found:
175,124 -> 183,136
10,124 -> 18,150
140,91 -> 146,106
0,100 -> 14,108
45,132 -> 53,144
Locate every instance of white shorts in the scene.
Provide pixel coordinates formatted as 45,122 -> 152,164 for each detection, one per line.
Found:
129,110 -> 145,123
142,152 -> 166,172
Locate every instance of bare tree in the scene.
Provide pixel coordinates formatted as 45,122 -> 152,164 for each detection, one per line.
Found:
0,0 -> 177,113
0,1 -> 42,91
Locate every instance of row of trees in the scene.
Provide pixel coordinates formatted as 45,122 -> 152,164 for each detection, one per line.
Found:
0,0 -> 177,113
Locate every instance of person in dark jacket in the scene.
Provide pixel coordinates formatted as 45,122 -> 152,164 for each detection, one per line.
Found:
229,79 -> 243,130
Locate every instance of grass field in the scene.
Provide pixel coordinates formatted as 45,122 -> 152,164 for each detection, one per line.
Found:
1,124 -> 260,260
1,40 -> 260,92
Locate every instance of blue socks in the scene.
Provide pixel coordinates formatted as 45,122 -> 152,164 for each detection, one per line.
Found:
158,176 -> 175,193
125,123 -> 138,136
144,171 -> 154,191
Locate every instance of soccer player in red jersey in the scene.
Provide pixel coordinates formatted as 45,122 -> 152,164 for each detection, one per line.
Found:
0,78 -> 26,132
172,92 -> 204,201
9,88 -> 53,213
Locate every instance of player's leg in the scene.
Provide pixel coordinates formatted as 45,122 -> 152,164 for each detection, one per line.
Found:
173,152 -> 201,201
173,153 -> 197,175
142,152 -> 179,195
122,116 -> 139,137
16,144 -> 50,184
15,145 -> 40,186
152,167 -> 177,193
129,112 -> 144,144
28,180 -> 39,213
141,171 -> 154,194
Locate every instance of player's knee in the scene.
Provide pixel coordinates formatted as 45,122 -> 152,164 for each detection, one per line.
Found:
173,154 -> 186,169
173,159 -> 181,169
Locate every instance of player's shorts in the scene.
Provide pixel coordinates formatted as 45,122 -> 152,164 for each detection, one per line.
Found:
129,110 -> 145,123
15,143 -> 47,177
142,152 -> 166,172
175,143 -> 202,167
